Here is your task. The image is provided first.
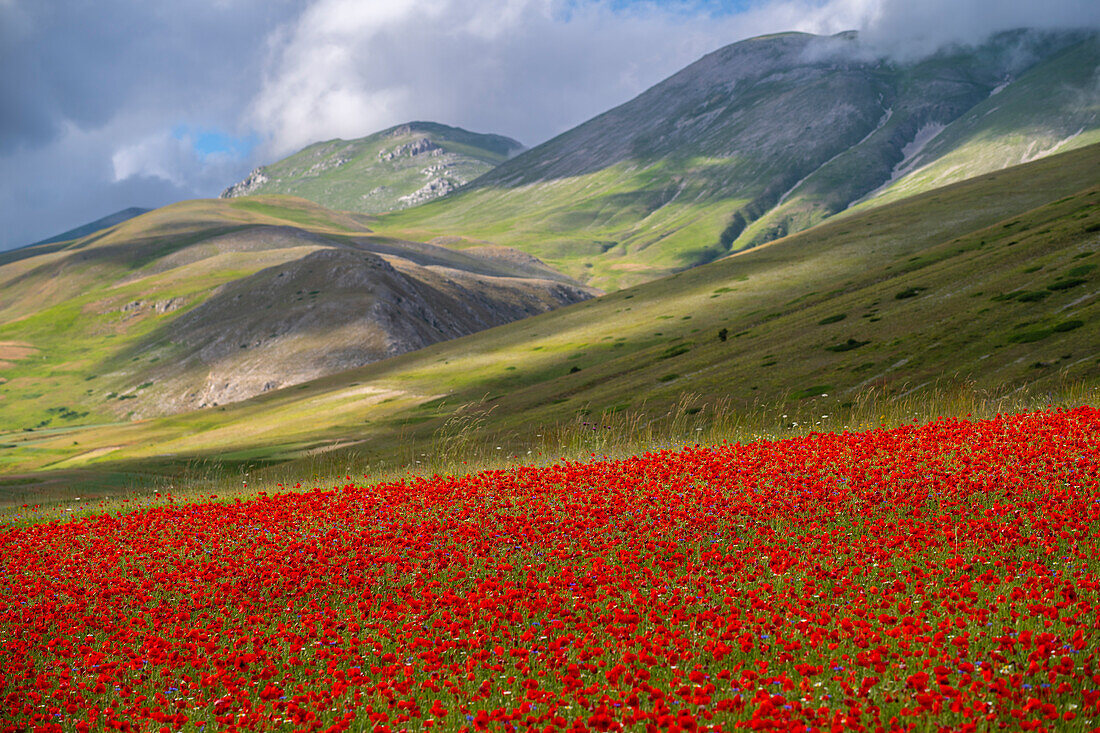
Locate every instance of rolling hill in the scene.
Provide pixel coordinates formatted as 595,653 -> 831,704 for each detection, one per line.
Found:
0,195 -> 594,430
2,143 -> 1095,494
374,29 -> 1099,289
23,207 -> 151,249
220,121 -> 524,214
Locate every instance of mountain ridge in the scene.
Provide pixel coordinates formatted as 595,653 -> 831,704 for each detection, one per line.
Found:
16,207 -> 152,251
375,28 -> 1099,289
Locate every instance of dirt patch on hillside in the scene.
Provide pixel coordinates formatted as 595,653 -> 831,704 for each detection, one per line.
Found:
0,341 -> 37,369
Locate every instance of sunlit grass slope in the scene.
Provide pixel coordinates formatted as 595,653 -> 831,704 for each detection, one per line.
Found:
751,35 -> 1100,240
379,158 -> 744,290
1,144 -> 1096,505
853,36 -> 1100,210
0,194 -> 590,434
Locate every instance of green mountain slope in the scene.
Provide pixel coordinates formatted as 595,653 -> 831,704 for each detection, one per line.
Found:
0,195 -> 593,430
220,122 -> 524,214
375,30 -> 1098,290
3,143 -> 1096,484
850,35 -> 1100,210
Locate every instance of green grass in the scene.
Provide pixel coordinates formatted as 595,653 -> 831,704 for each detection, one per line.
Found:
0,189 -> 595,440
226,199 -> 358,230
1,144 -> 1098,511
854,37 -> 1100,212
375,158 -> 750,289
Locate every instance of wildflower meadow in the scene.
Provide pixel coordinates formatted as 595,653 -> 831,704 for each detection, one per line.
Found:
2,407 -> 1098,732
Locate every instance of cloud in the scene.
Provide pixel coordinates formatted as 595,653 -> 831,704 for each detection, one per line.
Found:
0,0 -> 303,249
1,0 -> 1097,251
249,0 -> 774,154
0,0 -> 299,155
250,0 -> 1100,157
0,119 -> 194,249
110,128 -> 251,191
858,0 -> 1100,59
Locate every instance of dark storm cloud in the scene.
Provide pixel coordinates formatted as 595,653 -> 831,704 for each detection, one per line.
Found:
0,1 -> 304,154
0,0 -> 305,248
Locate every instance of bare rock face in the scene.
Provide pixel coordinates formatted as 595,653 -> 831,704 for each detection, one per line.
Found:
220,167 -> 269,198
379,137 -> 444,161
118,298 -> 185,315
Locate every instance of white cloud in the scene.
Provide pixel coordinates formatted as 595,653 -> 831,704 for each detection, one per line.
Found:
0,119 -> 191,248
858,0 -> 1100,59
248,0 -> 884,156
110,128 -> 258,196
254,0 -> 1097,157
111,132 -> 190,186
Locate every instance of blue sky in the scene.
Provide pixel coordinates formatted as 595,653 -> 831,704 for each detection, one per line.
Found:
173,126 -> 259,160
2,0 -> 1097,250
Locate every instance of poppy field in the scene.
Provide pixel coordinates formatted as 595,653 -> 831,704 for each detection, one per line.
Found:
2,407 -> 1099,733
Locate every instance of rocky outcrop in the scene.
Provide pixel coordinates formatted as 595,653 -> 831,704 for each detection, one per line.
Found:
398,177 -> 461,206
379,137 -> 443,161
213,122 -> 524,214
119,298 -> 185,315
220,167 -> 269,198
304,156 -> 351,176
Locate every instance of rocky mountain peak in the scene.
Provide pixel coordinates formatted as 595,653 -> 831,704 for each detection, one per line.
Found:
216,122 -> 524,214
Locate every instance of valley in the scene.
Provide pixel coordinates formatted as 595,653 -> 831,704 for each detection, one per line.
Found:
5,9 -> 1100,733
1,27 -> 1097,508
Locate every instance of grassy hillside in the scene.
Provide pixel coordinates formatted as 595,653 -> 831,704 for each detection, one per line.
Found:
747,35 -> 1100,242
373,31 -> 1097,290
221,121 -> 523,214
852,35 -> 1100,211
2,144 -> 1096,502
0,195 -> 592,433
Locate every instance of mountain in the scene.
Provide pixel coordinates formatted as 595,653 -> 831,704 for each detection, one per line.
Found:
24,207 -> 150,248
0,195 -> 593,429
2,143 -> 1096,483
220,122 -> 524,214
374,29 -> 1099,289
